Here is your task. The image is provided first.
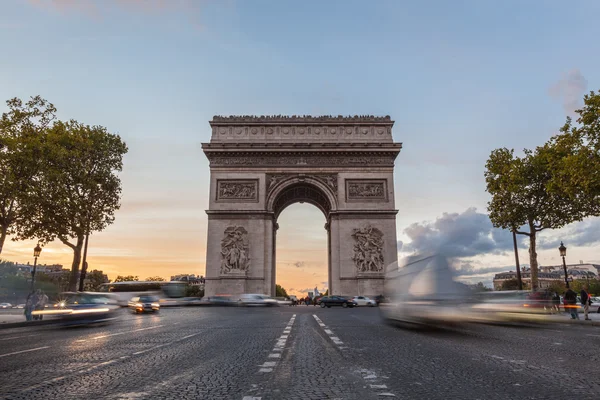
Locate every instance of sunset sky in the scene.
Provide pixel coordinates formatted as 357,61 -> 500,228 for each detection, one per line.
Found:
1,0 -> 600,295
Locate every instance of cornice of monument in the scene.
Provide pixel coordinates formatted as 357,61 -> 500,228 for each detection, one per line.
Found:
210,115 -> 394,125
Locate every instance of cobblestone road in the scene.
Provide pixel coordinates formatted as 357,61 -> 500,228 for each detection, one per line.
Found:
1,306 -> 599,399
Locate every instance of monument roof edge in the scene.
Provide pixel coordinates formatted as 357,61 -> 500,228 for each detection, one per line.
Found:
210,115 -> 394,125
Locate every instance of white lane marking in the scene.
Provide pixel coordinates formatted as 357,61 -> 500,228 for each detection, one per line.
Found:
312,314 -> 344,347
75,325 -> 164,342
0,334 -> 40,341
132,343 -> 168,355
255,314 -> 296,374
370,384 -> 388,389
586,334 -> 600,337
0,346 -> 50,358
259,361 -> 277,367
242,397 -> 262,400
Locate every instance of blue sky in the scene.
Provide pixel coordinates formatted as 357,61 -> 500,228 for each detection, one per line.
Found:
1,0 -> 599,291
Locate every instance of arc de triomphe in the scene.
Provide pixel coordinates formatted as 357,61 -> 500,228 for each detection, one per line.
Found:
202,116 -> 402,298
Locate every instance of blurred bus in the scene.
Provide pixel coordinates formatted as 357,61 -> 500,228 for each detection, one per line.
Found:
98,281 -> 187,306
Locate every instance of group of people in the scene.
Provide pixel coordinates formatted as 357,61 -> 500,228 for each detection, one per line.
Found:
563,285 -> 593,320
24,289 -> 49,321
290,297 -> 317,306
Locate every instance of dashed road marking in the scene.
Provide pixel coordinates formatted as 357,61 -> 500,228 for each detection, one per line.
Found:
312,314 -> 344,348
586,334 -> 600,337
0,334 -> 40,341
0,346 -> 50,358
257,314 -> 295,373
75,325 -> 165,342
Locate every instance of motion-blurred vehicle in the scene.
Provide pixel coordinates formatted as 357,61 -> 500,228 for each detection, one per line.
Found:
469,290 -> 551,324
351,296 -> 377,307
128,295 -> 160,313
207,295 -> 235,306
274,297 -> 292,306
32,292 -> 120,327
318,296 -> 357,308
97,280 -> 188,306
0,303 -> 12,309
380,253 -> 473,327
238,294 -> 278,306
15,304 -> 25,309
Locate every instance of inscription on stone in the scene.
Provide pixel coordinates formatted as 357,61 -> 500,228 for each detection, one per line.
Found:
351,225 -> 384,273
346,179 -> 387,201
217,180 -> 258,201
220,226 -> 250,275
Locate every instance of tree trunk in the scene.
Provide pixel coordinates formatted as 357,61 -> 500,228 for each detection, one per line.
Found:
528,226 -> 539,292
68,237 -> 84,291
0,225 -> 7,255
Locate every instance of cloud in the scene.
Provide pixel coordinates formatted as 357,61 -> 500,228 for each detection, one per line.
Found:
548,69 -> 588,114
537,217 -> 600,251
451,261 -> 513,277
401,207 -> 516,257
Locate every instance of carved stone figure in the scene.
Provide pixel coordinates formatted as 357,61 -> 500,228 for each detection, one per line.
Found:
351,225 -> 384,273
315,174 -> 338,196
220,226 -> 250,275
218,181 -> 257,200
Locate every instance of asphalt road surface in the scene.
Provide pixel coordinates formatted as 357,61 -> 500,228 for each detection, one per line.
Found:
0,306 -> 598,400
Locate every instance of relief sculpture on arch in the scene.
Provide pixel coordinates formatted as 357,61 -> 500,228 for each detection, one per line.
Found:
352,225 -> 385,273
220,226 -> 250,275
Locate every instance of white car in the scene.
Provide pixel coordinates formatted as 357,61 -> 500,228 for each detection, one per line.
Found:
238,294 -> 278,307
352,296 -> 377,307
0,303 -> 12,309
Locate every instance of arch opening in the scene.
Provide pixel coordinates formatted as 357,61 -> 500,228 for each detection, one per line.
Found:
271,181 -> 334,221
275,203 -> 329,299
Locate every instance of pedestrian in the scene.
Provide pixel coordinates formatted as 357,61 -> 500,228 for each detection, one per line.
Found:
563,288 -> 579,320
580,285 -> 592,321
552,292 -> 561,313
33,289 -> 47,321
24,292 -> 34,321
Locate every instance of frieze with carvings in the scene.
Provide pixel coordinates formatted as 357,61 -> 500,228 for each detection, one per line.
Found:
208,155 -> 396,167
351,225 -> 385,273
217,180 -> 258,202
211,115 -> 392,123
346,179 -> 387,201
220,226 -> 250,275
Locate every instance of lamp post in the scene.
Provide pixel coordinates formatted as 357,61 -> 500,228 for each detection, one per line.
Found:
559,241 -> 569,288
512,230 -> 523,290
30,243 -> 42,292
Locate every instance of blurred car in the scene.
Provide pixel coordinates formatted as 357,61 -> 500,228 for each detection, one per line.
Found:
207,295 -> 235,306
15,304 -> 25,309
469,290 -> 551,324
318,296 -> 357,308
274,297 -> 292,306
238,294 -> 278,306
0,303 -> 12,309
32,292 -> 120,326
128,295 -> 160,313
351,296 -> 377,307
380,253 -> 473,327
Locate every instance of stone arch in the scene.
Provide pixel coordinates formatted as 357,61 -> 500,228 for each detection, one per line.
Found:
266,176 -> 338,221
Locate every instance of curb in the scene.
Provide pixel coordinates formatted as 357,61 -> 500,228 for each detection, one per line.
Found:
0,319 -> 56,330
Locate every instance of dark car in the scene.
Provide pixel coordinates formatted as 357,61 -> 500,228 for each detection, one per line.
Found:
128,295 -> 160,313
318,296 -> 357,308
55,292 -> 119,327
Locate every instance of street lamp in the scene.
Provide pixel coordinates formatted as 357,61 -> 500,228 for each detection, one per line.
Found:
30,243 -> 42,291
559,241 -> 569,288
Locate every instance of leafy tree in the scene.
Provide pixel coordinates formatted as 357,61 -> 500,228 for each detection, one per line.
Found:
185,285 -> 204,297
471,282 -> 493,292
275,284 -> 288,297
114,275 -> 138,282
84,269 -> 110,291
485,140 -> 597,291
0,96 -> 56,255
14,120 -> 128,291
500,278 -> 530,291
145,276 -> 165,282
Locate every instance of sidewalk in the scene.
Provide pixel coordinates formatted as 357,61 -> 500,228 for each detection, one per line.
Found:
0,313 -> 25,324
546,313 -> 600,326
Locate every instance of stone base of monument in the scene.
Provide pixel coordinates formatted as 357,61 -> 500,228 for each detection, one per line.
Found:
339,274 -> 384,299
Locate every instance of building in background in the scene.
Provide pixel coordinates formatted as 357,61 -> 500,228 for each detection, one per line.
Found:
493,263 -> 600,290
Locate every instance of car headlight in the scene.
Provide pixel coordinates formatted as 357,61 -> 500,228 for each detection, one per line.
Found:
151,303 -> 159,307
135,303 -> 143,307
